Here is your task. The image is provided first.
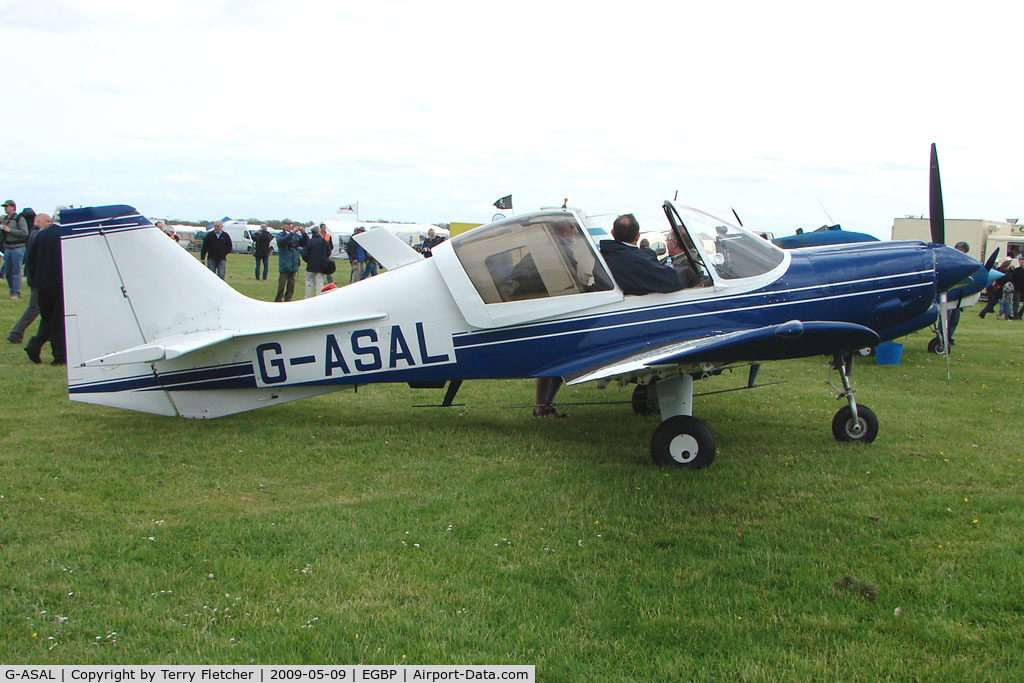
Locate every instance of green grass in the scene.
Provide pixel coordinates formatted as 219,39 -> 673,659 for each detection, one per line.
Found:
1,254 -> 1023,679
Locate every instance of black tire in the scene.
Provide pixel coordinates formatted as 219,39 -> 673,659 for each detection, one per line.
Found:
831,404 -> 879,443
927,337 -> 945,355
631,383 -> 659,416
650,416 -> 716,469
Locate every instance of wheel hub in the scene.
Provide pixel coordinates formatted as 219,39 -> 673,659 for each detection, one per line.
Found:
668,434 -> 699,464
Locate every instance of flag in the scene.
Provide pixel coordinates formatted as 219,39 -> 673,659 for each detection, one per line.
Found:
493,195 -> 512,210
337,203 -> 358,214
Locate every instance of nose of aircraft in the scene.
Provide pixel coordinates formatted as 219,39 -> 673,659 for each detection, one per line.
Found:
932,244 -> 982,293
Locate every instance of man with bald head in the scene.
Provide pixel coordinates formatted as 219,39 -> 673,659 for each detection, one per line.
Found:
24,213 -> 66,365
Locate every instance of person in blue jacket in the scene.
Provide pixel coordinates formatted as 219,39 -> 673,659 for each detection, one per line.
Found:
599,214 -> 686,295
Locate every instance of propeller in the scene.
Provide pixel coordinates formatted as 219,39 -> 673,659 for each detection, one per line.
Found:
929,143 -> 945,245
985,247 -> 1001,271
930,143 -> 951,388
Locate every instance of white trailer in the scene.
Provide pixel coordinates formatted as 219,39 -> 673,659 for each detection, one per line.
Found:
891,217 -> 1024,263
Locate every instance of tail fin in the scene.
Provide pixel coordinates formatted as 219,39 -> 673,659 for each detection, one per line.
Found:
62,205 -> 249,416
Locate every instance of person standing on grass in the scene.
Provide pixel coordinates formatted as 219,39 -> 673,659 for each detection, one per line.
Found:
347,227 -> 366,283
252,225 -> 273,281
23,213 -> 65,365
7,213 -> 48,344
1011,255 -> 1024,319
274,220 -> 302,302
303,225 -> 332,298
2,199 -> 29,299
201,220 -> 232,279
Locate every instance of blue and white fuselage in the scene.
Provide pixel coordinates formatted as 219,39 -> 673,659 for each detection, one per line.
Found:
60,203 -> 979,431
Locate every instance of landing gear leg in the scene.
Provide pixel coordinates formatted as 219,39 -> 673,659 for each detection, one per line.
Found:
649,374 -> 716,469
828,353 -> 878,443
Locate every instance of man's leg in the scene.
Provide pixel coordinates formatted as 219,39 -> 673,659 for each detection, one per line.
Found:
8,286 -> 40,343
5,246 -> 24,298
274,272 -> 287,302
42,287 -> 66,363
284,272 -> 296,302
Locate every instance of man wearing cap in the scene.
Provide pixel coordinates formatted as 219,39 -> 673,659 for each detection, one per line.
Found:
200,220 -> 232,279
2,199 -> 30,299
274,220 -> 302,302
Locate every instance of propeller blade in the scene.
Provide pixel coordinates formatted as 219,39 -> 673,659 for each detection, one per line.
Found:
731,207 -> 744,227
929,143 -> 945,244
938,292 -> 951,390
985,247 -> 1001,270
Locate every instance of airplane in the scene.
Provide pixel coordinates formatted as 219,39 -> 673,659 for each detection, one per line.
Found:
59,146 -> 981,470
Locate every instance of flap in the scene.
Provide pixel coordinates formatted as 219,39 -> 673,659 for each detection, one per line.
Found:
565,320 -> 879,385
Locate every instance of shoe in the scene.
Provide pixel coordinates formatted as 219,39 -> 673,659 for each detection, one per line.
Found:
51,359 -> 66,366
9,294 -> 20,300
533,405 -> 568,418
25,348 -> 41,364
6,334 -> 21,344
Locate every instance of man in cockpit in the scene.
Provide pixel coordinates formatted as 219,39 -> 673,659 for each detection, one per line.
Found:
599,214 -> 686,295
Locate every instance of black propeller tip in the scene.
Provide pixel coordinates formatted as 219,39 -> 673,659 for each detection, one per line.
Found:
929,143 -> 945,245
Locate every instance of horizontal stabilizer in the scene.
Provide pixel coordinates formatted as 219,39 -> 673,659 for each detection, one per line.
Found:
565,320 -> 879,385
82,312 -> 388,367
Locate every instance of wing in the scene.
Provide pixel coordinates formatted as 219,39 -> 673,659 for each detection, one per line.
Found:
564,320 -> 880,385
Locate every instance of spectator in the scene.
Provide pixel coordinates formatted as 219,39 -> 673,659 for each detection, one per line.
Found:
347,227 -> 366,283
1011,255 -> 1024,319
2,199 -> 30,299
421,228 -> 445,258
320,224 -> 335,283
7,213 -> 47,343
252,225 -> 273,280
303,225 -> 333,298
24,213 -> 65,365
274,220 -> 302,302
201,220 -> 232,279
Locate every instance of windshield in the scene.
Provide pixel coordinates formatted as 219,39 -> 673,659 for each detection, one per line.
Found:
668,204 -> 785,280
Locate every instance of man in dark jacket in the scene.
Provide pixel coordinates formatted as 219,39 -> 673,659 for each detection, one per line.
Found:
599,214 -> 686,295
24,213 -> 65,365
303,226 -> 333,298
201,221 -> 232,279
252,225 -> 274,280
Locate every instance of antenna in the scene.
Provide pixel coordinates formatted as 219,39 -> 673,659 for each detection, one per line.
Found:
817,198 -> 835,225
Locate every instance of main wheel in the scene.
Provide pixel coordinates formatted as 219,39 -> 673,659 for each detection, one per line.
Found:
927,337 -> 945,355
650,416 -> 716,469
831,404 -> 879,443
631,383 -> 659,416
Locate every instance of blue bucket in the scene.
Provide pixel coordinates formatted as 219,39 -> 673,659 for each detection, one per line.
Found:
875,341 -> 903,366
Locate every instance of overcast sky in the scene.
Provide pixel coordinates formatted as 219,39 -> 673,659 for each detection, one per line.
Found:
3,0 -> 1021,239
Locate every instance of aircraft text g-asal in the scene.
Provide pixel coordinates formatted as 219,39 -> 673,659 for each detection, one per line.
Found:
255,322 -> 454,386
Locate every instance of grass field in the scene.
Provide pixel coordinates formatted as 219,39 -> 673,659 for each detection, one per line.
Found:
1,253 -> 1022,679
